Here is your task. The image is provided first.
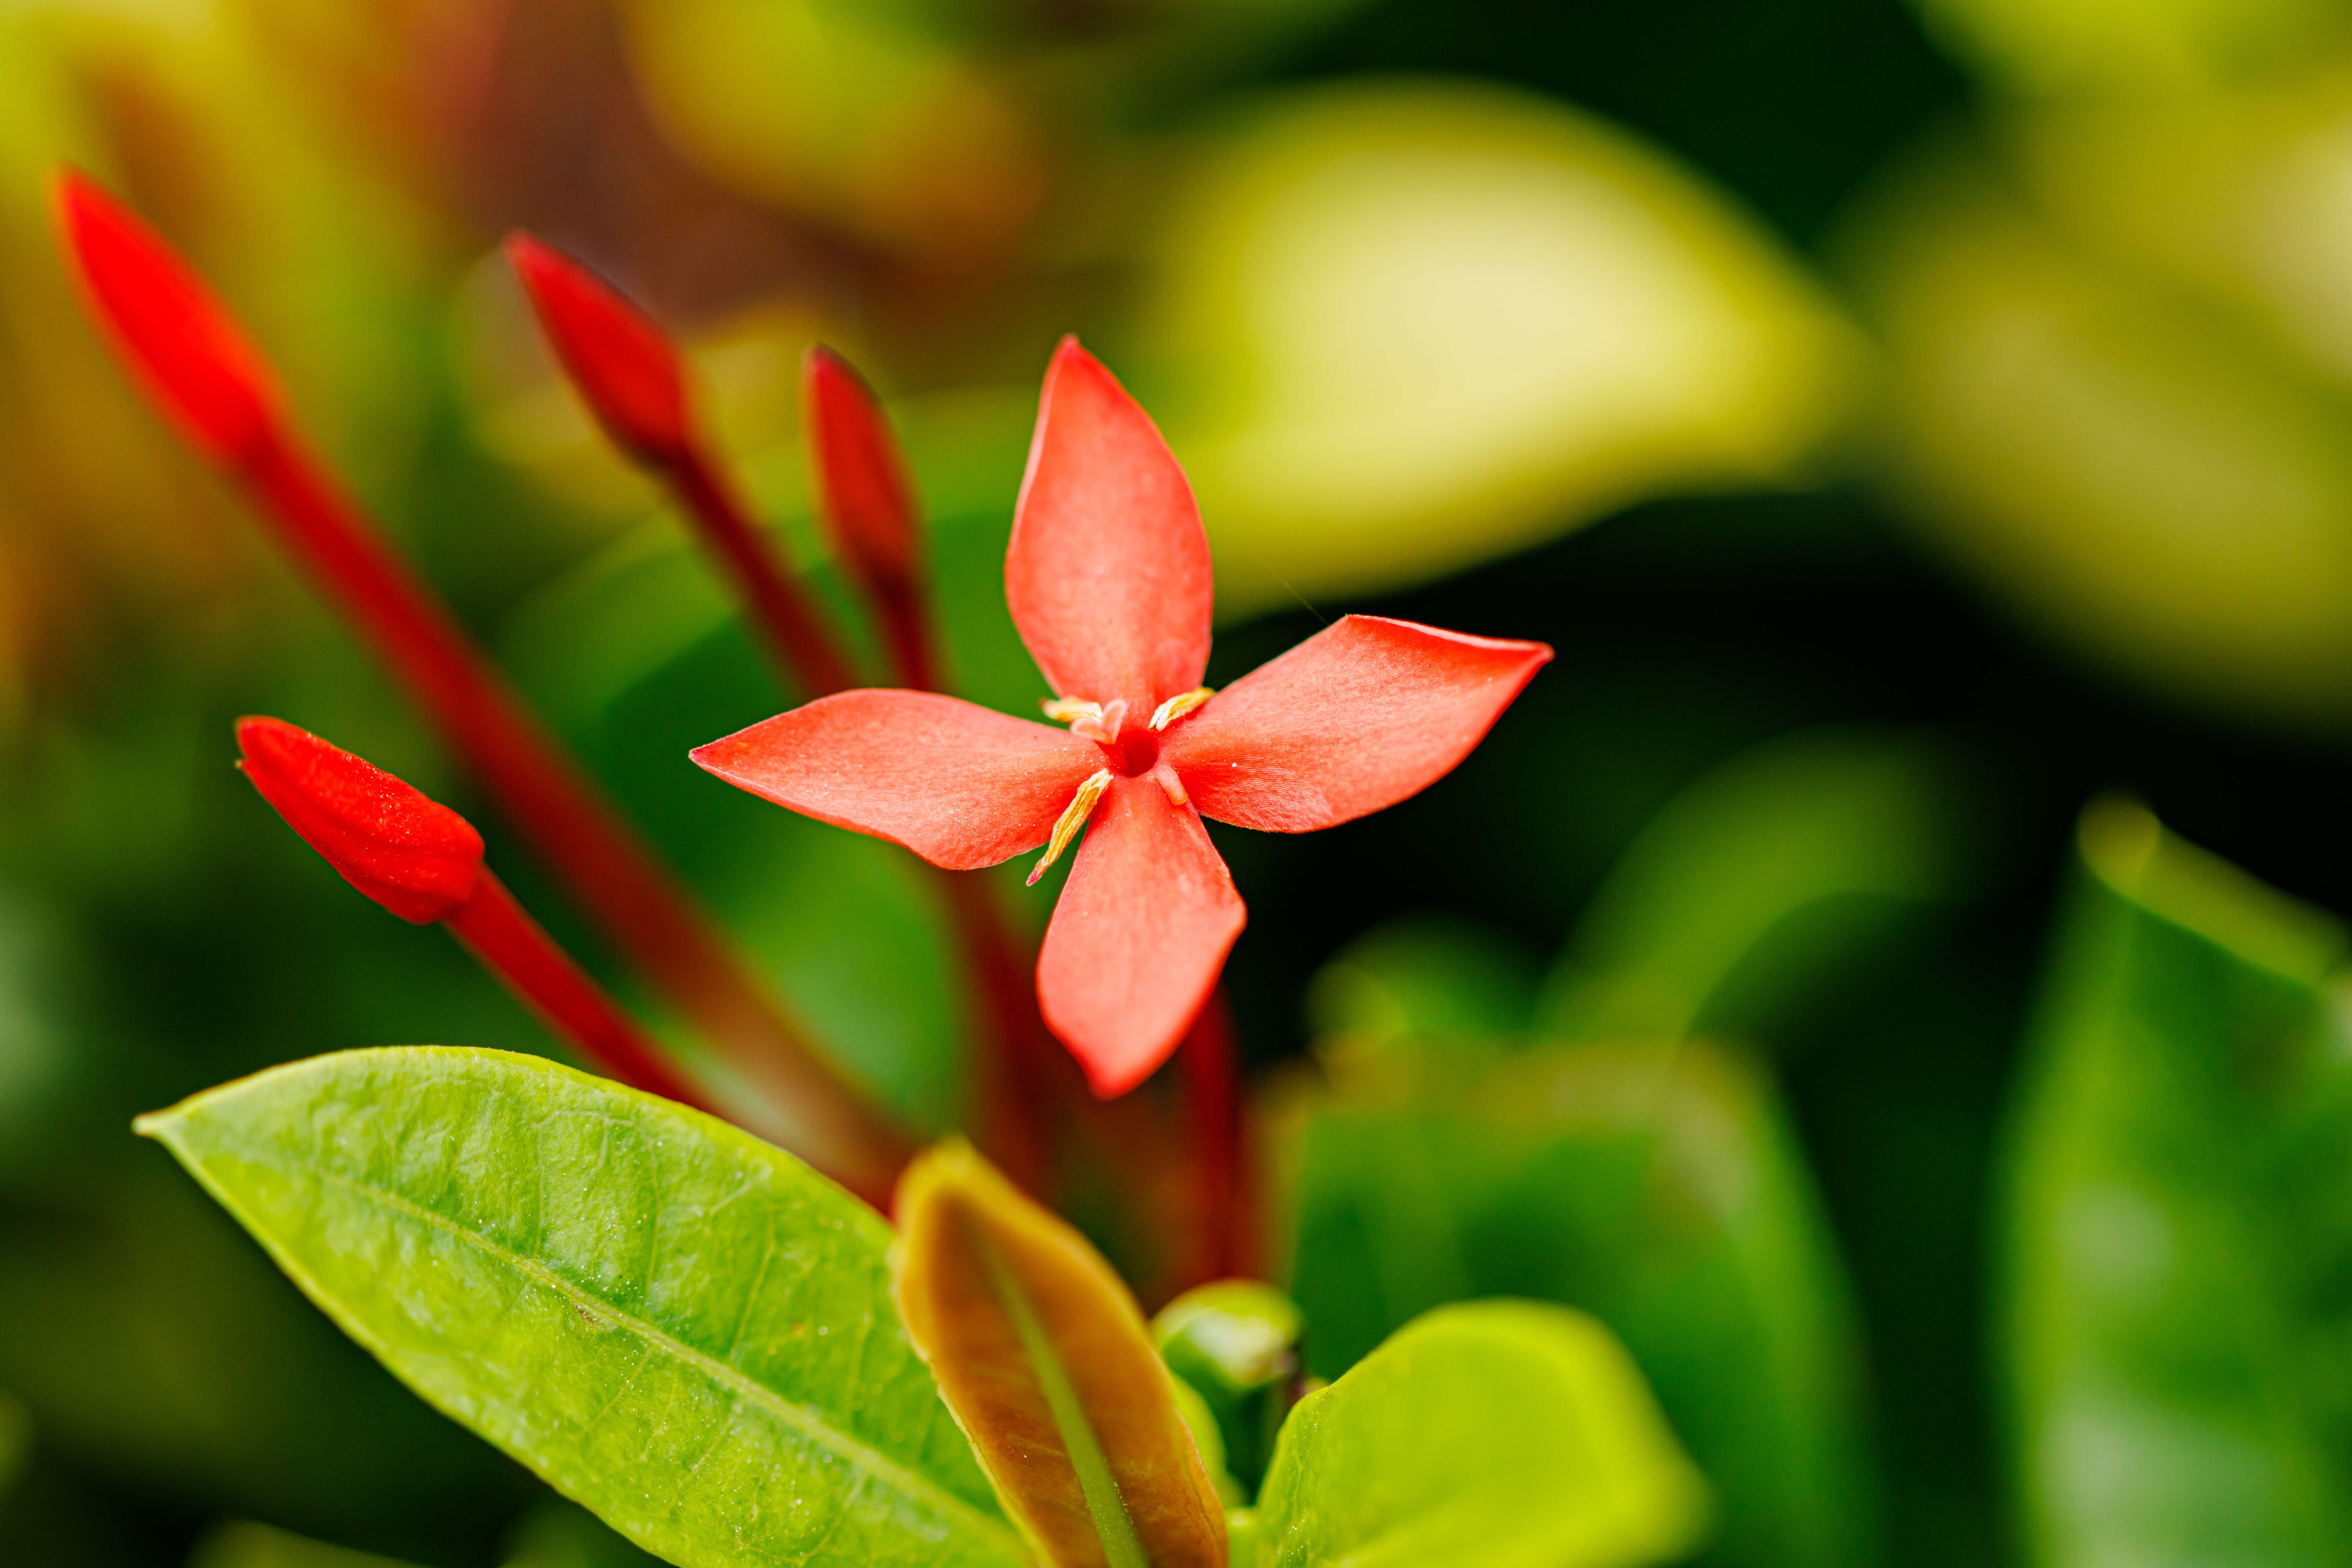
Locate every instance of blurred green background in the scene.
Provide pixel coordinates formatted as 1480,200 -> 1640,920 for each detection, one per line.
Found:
10,0 -> 2352,1564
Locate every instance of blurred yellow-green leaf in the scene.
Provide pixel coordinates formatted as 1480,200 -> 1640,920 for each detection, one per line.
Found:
1137,78 -> 1866,614
187,1522 -> 426,1568
1845,141 -> 2352,729
1907,0 -> 2348,94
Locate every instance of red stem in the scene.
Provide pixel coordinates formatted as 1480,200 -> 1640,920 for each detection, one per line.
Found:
667,446 -> 859,696
238,429 -> 907,1204
876,584 -> 940,696
1180,990 -> 1247,1284
935,871 -> 1053,1193
445,870 -> 712,1110
661,422 -> 1056,1189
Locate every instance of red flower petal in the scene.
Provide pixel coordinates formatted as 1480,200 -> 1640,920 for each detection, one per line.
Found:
53,170 -> 283,469
691,691 -> 1102,870
1005,339 -> 1214,711
506,232 -> 692,468
806,345 -> 918,589
235,716 -> 485,924
1037,778 -> 1246,1097
1160,615 -> 1552,832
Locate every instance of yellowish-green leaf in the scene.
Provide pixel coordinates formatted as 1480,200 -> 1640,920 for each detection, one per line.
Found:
1153,1281 -> 1305,1495
136,1047 -> 1024,1568
1845,142 -> 2352,729
893,1140 -> 1225,1568
1249,1301 -> 1710,1568
1908,0 -> 2336,93
1138,78 -> 1865,614
188,1522 -> 427,1568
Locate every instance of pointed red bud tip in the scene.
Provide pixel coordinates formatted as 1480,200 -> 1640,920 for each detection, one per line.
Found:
505,232 -> 693,469
805,345 -> 918,586
51,169 -> 283,469
235,717 -> 485,925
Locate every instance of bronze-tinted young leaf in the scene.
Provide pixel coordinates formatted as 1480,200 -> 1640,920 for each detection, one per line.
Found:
892,1141 -> 1225,1568
135,1048 -> 1025,1568
1249,1301 -> 1710,1568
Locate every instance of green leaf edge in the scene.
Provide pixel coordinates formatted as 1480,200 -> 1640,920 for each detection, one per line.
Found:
133,1046 -> 1026,1567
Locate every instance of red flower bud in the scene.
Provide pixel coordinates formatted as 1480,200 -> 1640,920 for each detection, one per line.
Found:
806,345 -> 918,589
505,232 -> 692,468
236,716 -> 484,924
52,169 -> 283,469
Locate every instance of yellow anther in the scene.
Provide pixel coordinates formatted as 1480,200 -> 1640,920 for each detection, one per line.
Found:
1043,696 -> 1128,744
1149,687 -> 1216,730
1027,769 -> 1114,886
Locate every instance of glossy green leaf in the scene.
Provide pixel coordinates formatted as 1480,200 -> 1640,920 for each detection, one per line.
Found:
1247,1301 -> 1709,1568
1543,726 -> 1971,1044
1152,1281 -> 1305,1495
136,1047 -> 1025,1568
2004,799 -> 2352,1565
892,1140 -> 1225,1568
1283,1039 -> 1873,1568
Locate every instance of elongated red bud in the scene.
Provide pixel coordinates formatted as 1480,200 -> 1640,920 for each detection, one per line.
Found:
236,717 -> 484,924
53,170 -> 282,468
505,232 -> 692,468
806,345 -> 918,588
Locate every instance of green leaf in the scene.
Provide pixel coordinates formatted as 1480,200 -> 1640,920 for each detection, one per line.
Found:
1543,726 -> 1972,1045
891,1141 -> 1225,1568
135,1047 -> 1026,1568
2003,799 -> 2352,1565
1152,1281 -> 1306,1495
1247,1301 -> 1709,1568
1306,917 -> 1537,1066
1282,1040 -> 1874,1568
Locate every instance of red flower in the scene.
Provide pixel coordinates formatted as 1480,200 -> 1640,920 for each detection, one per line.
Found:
693,340 -> 1551,1096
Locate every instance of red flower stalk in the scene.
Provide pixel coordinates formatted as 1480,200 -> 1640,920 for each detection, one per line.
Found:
56,174 -> 905,1201
805,346 -> 939,692
504,234 -> 857,697
236,717 -> 709,1110
695,339 -> 1554,1096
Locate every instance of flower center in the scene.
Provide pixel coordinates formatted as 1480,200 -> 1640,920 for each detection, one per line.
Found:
1106,728 -> 1159,778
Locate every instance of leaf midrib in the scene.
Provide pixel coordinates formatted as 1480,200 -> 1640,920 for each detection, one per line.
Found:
285,1157 -> 1019,1552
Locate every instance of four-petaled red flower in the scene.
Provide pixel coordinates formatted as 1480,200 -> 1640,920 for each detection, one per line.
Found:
693,340 -> 1552,1096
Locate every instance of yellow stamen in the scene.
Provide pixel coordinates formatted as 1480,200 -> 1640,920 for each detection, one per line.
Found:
1149,687 -> 1215,730
1028,769 -> 1114,886
1041,697 -> 1100,726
